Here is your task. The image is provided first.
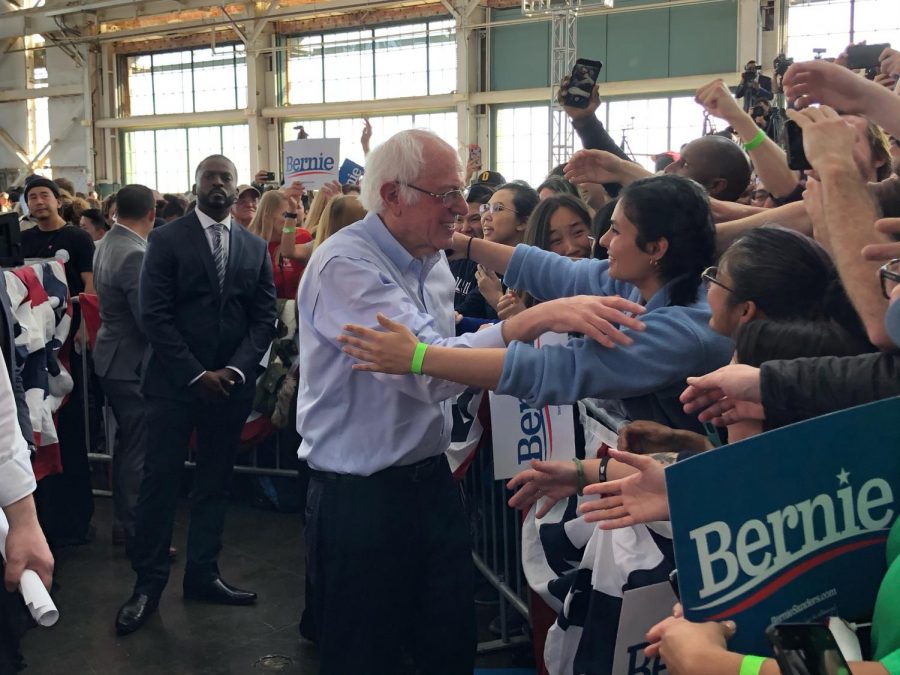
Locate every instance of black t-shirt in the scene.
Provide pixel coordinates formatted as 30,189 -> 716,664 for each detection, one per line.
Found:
21,224 -> 95,295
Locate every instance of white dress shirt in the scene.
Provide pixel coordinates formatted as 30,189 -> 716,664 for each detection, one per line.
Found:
0,349 -> 36,507
296,212 -> 506,476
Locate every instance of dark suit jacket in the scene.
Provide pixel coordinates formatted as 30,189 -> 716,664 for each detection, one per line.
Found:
93,225 -> 147,381
138,211 -> 277,402
0,272 -> 34,444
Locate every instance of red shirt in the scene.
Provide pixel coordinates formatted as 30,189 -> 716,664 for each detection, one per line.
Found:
269,228 -> 312,299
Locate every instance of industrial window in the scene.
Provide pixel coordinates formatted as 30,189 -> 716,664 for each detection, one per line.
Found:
123,44 -> 246,116
787,0 -> 900,61
284,19 -> 457,105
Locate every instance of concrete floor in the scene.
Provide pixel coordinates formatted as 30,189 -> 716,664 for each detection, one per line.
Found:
20,496 -> 535,675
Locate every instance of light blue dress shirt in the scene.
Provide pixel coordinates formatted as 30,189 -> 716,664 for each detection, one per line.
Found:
296,211 -> 506,475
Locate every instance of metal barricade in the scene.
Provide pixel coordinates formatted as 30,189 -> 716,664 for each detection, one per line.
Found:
460,442 -> 531,654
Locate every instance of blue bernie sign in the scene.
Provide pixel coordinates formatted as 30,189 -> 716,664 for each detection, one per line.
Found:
667,396 -> 900,654
338,158 -> 364,186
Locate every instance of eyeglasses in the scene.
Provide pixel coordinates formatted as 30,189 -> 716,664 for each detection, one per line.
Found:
879,259 -> 900,300
479,202 -> 521,217
701,266 -> 736,294
401,183 -> 465,207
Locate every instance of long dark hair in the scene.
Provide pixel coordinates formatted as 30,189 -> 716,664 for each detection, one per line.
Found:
523,193 -> 592,251
720,227 -> 864,339
618,174 -> 715,307
735,319 -> 869,367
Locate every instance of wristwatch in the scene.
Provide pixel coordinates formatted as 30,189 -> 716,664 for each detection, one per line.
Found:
283,211 -> 298,219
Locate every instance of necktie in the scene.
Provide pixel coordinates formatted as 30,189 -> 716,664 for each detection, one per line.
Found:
211,223 -> 227,290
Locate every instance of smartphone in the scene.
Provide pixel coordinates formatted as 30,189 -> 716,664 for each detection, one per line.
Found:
766,623 -> 852,675
846,43 -> 890,70
265,171 -> 276,181
468,144 -> 482,167
564,58 -> 603,108
782,120 -> 812,172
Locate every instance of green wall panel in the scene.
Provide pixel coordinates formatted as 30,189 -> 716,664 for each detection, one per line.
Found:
489,0 -> 738,90
605,9 -> 670,81
575,15 -> 608,82
669,1 -> 738,76
490,8 -> 550,90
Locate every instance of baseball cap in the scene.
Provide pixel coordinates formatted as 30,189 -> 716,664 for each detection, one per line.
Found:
236,184 -> 261,198
469,170 -> 506,189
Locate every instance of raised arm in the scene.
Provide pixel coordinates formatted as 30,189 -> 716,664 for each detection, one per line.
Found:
695,79 -> 800,199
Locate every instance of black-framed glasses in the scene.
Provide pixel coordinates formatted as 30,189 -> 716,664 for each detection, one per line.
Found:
879,259 -> 900,300
479,202 -> 521,217
701,266 -> 736,294
402,183 -> 465,207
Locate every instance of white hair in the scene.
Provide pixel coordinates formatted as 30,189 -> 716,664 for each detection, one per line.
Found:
360,129 -> 453,214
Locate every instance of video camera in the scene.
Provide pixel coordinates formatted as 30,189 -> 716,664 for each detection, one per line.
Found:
742,63 -> 762,82
773,54 -> 794,78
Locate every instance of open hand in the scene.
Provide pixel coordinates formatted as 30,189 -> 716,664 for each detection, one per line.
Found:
680,364 -> 765,426
509,295 -> 646,348
579,449 -> 669,528
564,150 -> 625,186
339,313 -> 419,374
506,459 -> 579,518
475,265 -> 503,308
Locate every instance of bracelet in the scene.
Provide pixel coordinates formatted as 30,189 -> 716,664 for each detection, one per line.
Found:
598,456 -> 611,483
742,129 -> 766,152
739,655 -> 767,675
410,342 -> 428,375
466,235 -> 474,261
282,226 -> 296,234
572,458 -> 587,496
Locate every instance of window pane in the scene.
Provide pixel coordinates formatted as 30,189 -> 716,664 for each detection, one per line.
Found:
853,0 -> 900,49
221,124 -> 251,183
126,55 -> 155,116
153,129 -> 189,193
668,96 -> 706,154
192,46 -> 242,112
495,105 -> 550,188
286,36 -> 325,104
428,20 -> 457,95
787,2 -> 852,61
323,30 -> 374,103
606,98 -> 670,171
374,23 -> 428,99
123,130 -> 158,189
151,50 -> 194,115
413,111 -> 458,151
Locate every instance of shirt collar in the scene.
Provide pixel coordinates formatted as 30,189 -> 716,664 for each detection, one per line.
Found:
112,222 -> 148,243
195,207 -> 232,230
364,211 -> 441,275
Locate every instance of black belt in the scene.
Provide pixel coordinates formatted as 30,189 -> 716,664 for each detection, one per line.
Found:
309,454 -> 447,483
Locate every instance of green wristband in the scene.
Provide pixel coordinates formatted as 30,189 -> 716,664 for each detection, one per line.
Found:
410,342 -> 428,375
739,655 -> 766,675
742,129 -> 766,152
572,458 -> 587,496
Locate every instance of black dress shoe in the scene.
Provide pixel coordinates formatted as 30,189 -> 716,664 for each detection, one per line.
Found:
183,577 -> 257,606
115,593 -> 158,636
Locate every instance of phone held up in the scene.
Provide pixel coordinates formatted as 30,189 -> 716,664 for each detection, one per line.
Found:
564,58 -> 603,109
782,119 -> 812,172
468,144 -> 482,168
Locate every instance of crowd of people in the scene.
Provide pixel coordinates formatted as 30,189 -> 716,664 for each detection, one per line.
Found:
1,43 -> 900,675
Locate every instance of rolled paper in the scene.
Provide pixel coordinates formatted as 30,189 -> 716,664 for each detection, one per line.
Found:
0,510 -> 59,627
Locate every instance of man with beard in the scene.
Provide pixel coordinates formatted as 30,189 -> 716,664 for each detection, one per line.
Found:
114,155 -> 276,635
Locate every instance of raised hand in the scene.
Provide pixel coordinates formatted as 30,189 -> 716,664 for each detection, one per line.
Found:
694,79 -> 744,125
579,449 -> 669,528
506,295 -> 646,348
564,149 -> 625,186
497,290 -> 526,320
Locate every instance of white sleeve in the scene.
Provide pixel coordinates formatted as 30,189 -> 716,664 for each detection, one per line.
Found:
0,350 -> 36,508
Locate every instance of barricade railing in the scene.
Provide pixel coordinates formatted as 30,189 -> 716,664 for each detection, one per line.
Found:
460,439 -> 531,654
